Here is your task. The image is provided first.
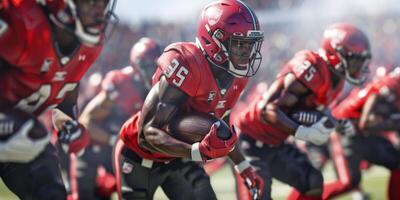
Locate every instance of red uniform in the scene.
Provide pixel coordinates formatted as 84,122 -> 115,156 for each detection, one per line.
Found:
333,75 -> 400,119
0,0 -> 102,115
120,42 -> 248,161
99,66 -> 147,134
236,50 -> 344,145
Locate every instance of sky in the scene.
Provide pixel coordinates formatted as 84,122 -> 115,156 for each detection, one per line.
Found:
114,0 -> 400,25
115,0 -> 213,24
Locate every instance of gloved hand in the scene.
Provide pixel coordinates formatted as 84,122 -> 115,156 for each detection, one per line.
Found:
96,166 -> 116,198
235,160 -> 264,200
337,119 -> 356,137
191,122 -> 237,161
0,119 -> 50,163
58,120 -> 89,155
294,117 -> 335,145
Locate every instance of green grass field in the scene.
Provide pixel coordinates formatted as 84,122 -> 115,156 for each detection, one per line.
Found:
0,162 -> 389,200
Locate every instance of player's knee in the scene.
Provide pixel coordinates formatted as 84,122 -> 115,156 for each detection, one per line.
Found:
307,169 -> 323,192
347,171 -> 361,189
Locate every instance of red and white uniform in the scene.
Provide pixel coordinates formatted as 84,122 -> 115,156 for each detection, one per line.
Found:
100,66 -> 147,134
120,42 -> 248,161
0,0 -> 102,116
333,75 -> 400,119
235,50 -> 345,145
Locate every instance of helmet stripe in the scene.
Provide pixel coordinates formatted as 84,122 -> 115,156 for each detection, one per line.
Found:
237,0 -> 257,30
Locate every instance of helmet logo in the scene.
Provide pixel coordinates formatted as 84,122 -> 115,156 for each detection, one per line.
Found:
324,29 -> 345,45
214,54 -> 222,62
205,7 -> 223,26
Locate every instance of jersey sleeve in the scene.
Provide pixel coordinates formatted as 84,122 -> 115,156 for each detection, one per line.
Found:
0,9 -> 24,63
285,51 -> 326,94
152,46 -> 201,97
101,70 -> 122,100
332,84 -> 376,119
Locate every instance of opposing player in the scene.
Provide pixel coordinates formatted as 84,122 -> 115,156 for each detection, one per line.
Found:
232,23 -> 371,200
326,68 -> 400,200
78,37 -> 162,200
0,0 -> 117,199
113,0 -> 265,199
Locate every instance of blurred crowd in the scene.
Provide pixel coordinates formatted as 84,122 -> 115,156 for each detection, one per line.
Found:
80,1 -> 400,105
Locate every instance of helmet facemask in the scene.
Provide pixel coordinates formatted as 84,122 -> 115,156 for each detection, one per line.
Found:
334,44 -> 371,85
47,0 -> 118,46
208,29 -> 263,78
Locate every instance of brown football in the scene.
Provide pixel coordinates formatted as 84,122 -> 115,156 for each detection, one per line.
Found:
0,109 -> 49,141
168,112 -> 232,144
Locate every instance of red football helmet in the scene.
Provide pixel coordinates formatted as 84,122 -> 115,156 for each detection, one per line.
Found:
38,0 -> 118,45
130,37 -> 162,89
196,0 -> 264,78
320,23 -> 371,85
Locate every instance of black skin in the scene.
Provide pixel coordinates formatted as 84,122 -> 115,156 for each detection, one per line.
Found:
138,62 -> 245,164
51,0 -> 109,129
359,93 -> 400,133
257,65 -> 343,195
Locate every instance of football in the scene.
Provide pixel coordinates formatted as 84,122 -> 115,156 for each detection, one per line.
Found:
290,110 -> 335,128
0,109 -> 49,141
168,112 -> 232,144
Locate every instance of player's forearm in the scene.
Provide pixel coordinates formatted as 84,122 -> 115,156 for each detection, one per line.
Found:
52,108 -> 74,131
227,144 -> 245,165
144,127 -> 192,158
80,119 -> 112,144
261,103 -> 299,135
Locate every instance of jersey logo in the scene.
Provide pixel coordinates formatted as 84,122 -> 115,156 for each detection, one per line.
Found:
216,100 -> 226,109
208,91 -> 216,103
0,19 -> 9,37
40,58 -> 53,73
122,161 -> 133,174
53,71 -> 67,81
78,54 -> 86,61
220,89 -> 227,95
60,56 -> 70,65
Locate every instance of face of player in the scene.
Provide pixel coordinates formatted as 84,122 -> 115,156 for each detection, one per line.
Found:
346,55 -> 370,81
228,39 -> 255,70
76,0 -> 110,34
137,57 -> 158,89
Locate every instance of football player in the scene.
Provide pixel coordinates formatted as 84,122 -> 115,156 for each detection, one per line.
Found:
232,23 -> 371,200
113,0 -> 265,199
78,37 -> 162,200
0,0 -> 117,199
326,68 -> 400,200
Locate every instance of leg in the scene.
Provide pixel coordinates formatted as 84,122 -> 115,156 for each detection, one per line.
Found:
352,135 -> 400,200
268,143 -> 323,200
1,144 -> 67,200
322,133 -> 362,199
76,144 -> 113,200
161,159 -> 217,200
113,139 -> 168,200
235,134 -> 273,200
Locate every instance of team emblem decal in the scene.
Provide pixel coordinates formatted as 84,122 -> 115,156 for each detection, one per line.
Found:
208,91 -> 216,103
205,7 -> 222,26
122,161 -> 133,174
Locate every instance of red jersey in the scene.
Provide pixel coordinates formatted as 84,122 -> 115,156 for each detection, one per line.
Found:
235,50 -> 345,145
100,66 -> 147,135
333,74 -> 400,119
120,42 -> 248,161
0,1 -> 102,116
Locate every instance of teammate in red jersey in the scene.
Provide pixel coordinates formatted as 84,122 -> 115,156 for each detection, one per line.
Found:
232,23 -> 371,200
113,1 -> 265,199
77,37 -> 162,200
0,0 -> 117,199
325,68 -> 400,200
